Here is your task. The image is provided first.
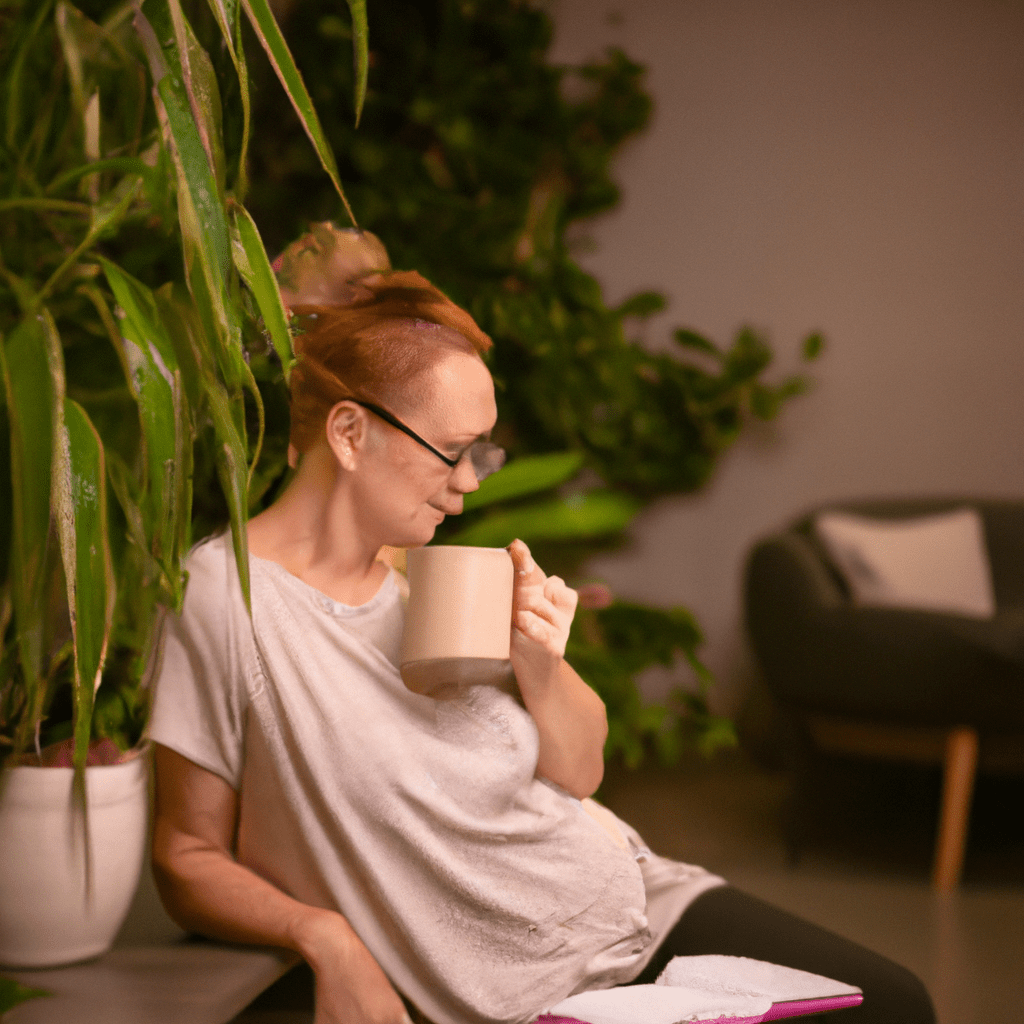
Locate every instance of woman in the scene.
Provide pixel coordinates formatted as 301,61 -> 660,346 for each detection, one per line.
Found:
149,238 -> 935,1024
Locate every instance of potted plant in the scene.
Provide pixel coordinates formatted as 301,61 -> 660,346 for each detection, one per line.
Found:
0,0 -> 367,968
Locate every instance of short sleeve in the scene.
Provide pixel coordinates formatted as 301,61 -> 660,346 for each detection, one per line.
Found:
147,534 -> 252,789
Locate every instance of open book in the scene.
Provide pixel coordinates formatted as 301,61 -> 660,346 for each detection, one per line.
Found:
535,954 -> 864,1024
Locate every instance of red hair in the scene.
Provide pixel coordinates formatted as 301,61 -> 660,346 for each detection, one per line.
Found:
288,271 -> 492,454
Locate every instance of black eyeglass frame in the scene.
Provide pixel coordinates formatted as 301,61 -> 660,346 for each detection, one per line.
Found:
349,399 -> 505,481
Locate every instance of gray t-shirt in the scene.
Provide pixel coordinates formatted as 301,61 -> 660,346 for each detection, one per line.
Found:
148,533 -> 723,1024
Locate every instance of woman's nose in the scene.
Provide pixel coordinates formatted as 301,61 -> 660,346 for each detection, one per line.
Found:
450,455 -> 480,494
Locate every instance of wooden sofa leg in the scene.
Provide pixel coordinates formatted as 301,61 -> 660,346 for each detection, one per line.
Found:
931,726 -> 979,892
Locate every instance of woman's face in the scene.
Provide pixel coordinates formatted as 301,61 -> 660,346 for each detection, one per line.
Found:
352,349 -> 498,549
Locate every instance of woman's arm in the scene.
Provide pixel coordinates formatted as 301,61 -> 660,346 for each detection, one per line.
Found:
507,540 -> 608,799
152,744 -> 413,1024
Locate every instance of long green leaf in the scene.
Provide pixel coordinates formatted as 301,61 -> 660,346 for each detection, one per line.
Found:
4,0 -> 56,151
153,67 -> 231,282
167,0 -> 227,195
346,0 -> 369,127
136,5 -> 242,387
0,318 -> 55,738
153,284 -> 201,599
45,156 -> 152,195
447,491 -> 641,548
105,451 -> 162,588
229,203 -> 294,380
203,375 -> 251,611
52,398 -> 115,770
462,451 -> 586,512
204,0 -> 251,198
98,258 -> 188,590
240,0 -> 357,226
54,2 -> 106,122
175,174 -> 245,391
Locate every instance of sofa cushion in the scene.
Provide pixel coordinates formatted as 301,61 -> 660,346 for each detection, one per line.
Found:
814,507 -> 996,619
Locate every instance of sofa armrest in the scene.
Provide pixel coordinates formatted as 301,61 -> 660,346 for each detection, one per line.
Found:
745,532 -> 847,619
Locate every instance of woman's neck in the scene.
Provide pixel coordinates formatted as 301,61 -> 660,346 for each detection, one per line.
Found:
247,446 -> 388,606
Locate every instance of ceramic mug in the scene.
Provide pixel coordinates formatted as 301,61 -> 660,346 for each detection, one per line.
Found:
401,545 -> 515,698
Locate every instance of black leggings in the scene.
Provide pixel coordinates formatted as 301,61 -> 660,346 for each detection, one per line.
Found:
627,886 -> 936,1023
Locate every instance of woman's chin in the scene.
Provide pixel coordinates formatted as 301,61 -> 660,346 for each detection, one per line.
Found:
393,523 -> 439,549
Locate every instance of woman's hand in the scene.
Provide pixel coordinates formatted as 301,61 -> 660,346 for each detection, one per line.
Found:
296,911 -> 413,1024
152,745 -> 413,1024
508,538 -> 578,666
506,540 -> 607,798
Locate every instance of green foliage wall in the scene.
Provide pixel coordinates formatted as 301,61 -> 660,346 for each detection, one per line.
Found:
248,0 -> 820,498
246,0 -> 821,765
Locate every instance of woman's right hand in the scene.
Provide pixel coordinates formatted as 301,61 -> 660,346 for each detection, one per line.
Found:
297,909 -> 413,1024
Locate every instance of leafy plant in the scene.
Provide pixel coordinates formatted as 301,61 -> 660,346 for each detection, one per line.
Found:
247,0 -> 821,493
0,0 -> 365,775
0,977 -> 50,1017
245,0 -> 820,764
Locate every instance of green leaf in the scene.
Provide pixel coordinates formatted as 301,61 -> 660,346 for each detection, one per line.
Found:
461,451 -> 585,512
204,0 -> 251,197
4,0 -> 55,152
136,5 -> 242,386
177,163 -> 246,391
202,376 -> 251,611
52,398 -> 115,769
54,1 -> 105,123
673,329 -> 722,358
346,0 -> 369,127
240,0 -> 358,226
98,259 -> 189,597
105,451 -> 162,589
45,157 -> 152,196
98,259 -> 178,375
0,976 -> 51,1014
615,291 -> 665,319
0,317 -> 57,719
167,0 -> 227,195
153,282 -> 203,414
229,204 -> 294,380
447,490 -> 640,548
802,331 -> 825,361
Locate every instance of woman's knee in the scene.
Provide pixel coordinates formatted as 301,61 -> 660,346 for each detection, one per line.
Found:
855,958 -> 935,1024
644,886 -> 936,1024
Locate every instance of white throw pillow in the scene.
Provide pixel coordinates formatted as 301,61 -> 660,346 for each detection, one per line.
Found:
814,507 -> 996,619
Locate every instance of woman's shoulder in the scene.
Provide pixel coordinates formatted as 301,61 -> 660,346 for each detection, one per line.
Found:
181,531 -> 247,615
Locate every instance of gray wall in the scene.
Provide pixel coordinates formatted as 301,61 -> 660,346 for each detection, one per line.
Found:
548,0 -> 1024,714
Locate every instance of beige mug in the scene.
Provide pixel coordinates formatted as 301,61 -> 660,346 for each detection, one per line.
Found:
401,545 -> 515,698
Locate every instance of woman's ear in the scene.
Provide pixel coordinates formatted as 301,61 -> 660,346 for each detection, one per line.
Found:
325,401 -> 369,471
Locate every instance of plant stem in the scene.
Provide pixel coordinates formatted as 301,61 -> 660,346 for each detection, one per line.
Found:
0,198 -> 91,215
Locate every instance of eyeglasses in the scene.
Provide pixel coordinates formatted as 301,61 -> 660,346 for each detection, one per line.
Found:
351,399 -> 506,482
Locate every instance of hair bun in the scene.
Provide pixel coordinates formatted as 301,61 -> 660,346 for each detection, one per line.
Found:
274,222 -> 391,311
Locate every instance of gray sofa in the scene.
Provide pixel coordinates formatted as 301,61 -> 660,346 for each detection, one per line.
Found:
744,497 -> 1024,888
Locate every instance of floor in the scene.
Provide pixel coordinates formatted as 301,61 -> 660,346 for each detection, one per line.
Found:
235,748 -> 1024,1024
598,749 -> 1024,1024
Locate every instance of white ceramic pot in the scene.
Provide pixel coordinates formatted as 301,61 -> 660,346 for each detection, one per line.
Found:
0,749 -> 149,967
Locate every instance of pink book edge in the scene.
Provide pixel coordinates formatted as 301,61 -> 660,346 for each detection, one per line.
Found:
536,991 -> 864,1024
